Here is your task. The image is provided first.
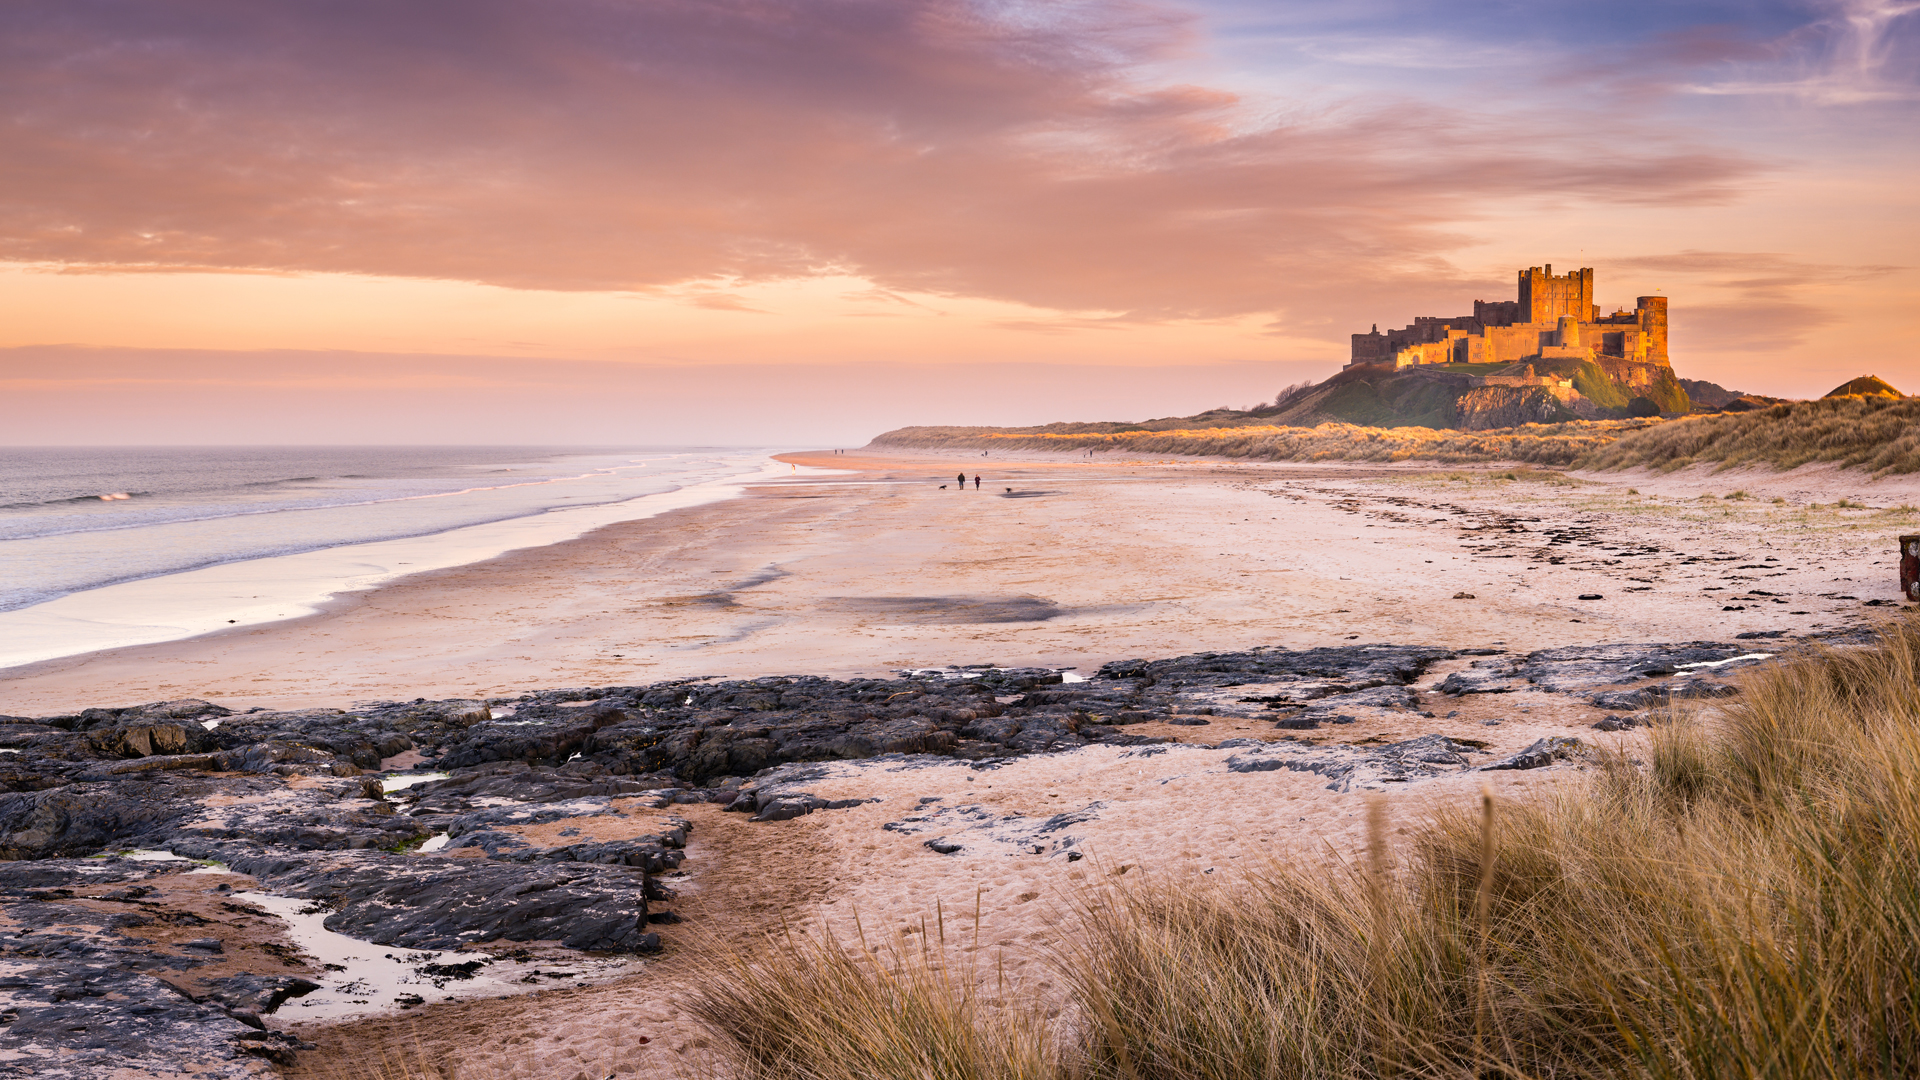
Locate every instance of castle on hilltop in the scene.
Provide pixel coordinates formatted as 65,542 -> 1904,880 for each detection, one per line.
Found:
1346,266 -> 1668,371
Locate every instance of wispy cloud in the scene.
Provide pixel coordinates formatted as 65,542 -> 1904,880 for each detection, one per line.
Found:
1612,249 -> 1909,351
1685,0 -> 1920,103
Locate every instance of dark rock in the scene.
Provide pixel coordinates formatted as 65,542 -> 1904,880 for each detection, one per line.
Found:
1670,679 -> 1741,700
1515,642 -> 1755,692
205,708 -> 413,770
207,847 -> 661,953
925,839 -> 963,854
201,973 -> 320,1015
0,860 -> 312,1078
1101,644 -> 1454,691
1225,734 -> 1480,791
1437,658 -> 1520,695
409,762 -> 672,807
1483,737 -> 1584,771
1590,687 -> 1668,711
450,830 -> 534,856
89,722 -> 210,759
0,781 -> 197,859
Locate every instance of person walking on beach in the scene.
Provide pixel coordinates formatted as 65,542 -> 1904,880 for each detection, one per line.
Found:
957,473 -> 966,488
973,475 -> 981,489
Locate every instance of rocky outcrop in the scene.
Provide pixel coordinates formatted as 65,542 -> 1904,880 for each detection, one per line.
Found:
0,637 -> 1802,1074
1455,385 -> 1569,430
0,858 -> 316,1078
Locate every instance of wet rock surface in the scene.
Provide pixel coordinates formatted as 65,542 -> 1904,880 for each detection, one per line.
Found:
1433,642 -> 1774,703
0,641 -> 1791,1074
0,857 -> 314,1079
1222,734 -> 1490,791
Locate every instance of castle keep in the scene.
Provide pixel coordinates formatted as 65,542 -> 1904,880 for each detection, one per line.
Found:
1346,266 -> 1668,371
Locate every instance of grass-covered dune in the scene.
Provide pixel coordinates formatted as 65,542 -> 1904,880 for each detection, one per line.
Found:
871,417 -> 1654,466
871,394 -> 1920,473
1581,395 -> 1920,475
689,617 -> 1920,1080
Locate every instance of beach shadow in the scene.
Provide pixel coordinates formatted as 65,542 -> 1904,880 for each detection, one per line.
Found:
823,595 -> 1065,624
657,565 -> 789,610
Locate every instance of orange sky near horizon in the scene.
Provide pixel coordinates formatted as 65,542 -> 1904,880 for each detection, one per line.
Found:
2,0 -> 1916,444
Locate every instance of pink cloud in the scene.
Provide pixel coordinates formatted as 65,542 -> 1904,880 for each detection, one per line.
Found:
0,0 -> 1759,327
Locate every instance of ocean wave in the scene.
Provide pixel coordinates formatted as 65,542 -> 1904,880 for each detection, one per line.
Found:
0,490 -> 153,510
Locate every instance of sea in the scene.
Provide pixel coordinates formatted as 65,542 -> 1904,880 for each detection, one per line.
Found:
0,446 -> 785,670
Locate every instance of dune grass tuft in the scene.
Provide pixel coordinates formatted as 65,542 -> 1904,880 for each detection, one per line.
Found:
683,616 -> 1920,1080
681,910 -> 1051,1080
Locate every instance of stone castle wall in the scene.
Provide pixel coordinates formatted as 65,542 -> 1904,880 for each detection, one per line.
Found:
1348,266 -> 1668,372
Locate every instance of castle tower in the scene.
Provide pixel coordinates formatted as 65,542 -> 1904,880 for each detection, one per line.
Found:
1518,264 -> 1596,324
1636,296 -> 1668,365
1556,314 -> 1581,347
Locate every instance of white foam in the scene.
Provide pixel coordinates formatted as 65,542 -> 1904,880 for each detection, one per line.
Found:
1675,653 -> 1773,670
418,833 -> 450,853
0,452 -> 792,670
381,771 -> 451,793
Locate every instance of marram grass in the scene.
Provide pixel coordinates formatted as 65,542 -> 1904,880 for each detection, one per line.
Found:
1577,395 -> 1920,475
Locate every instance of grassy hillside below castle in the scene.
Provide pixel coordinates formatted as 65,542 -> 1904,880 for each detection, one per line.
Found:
872,387 -> 1920,473
1287,355 -> 1691,429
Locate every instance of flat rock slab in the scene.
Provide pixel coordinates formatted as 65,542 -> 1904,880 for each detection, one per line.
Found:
193,847 -> 659,953
1438,642 -> 1776,702
1221,734 -> 1489,791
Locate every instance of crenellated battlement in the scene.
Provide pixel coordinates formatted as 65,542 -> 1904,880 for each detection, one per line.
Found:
1347,265 -> 1668,371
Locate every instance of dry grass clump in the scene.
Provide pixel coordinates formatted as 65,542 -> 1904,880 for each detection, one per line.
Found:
1577,395 -> 1920,474
684,617 -> 1920,1080
682,912 -> 1050,1080
872,419 -> 1655,466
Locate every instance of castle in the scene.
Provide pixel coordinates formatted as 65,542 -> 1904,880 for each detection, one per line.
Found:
1346,266 -> 1668,372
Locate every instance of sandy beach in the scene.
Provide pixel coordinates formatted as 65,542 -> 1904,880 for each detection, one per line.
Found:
3,449 -> 1912,718
8,449 -> 1920,1079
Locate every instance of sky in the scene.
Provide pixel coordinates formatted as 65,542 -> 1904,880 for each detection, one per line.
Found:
2,0 -> 1916,445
